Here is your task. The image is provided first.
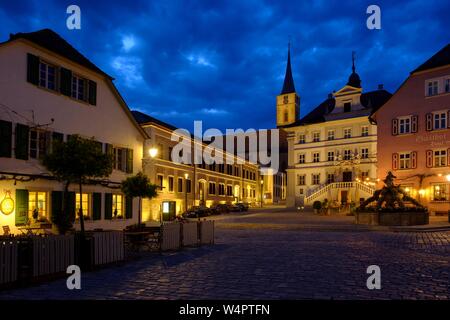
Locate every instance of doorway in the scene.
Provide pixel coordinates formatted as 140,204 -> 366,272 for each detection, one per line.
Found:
340,191 -> 349,205
343,171 -> 352,182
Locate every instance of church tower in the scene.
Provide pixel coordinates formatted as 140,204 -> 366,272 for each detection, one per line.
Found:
276,43 -> 300,127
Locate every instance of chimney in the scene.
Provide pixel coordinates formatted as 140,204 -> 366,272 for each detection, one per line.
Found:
378,84 -> 384,90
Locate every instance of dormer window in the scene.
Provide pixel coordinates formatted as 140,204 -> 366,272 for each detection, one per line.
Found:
344,102 -> 351,112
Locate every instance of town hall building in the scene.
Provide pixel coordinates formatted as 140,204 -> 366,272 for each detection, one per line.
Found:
277,49 -> 392,209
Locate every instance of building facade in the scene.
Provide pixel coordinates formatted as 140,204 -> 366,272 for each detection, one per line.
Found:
132,111 -> 261,222
0,29 -> 146,234
372,44 -> 450,215
278,50 -> 391,208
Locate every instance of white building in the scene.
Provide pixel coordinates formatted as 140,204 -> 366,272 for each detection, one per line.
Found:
277,50 -> 392,208
0,29 -> 146,234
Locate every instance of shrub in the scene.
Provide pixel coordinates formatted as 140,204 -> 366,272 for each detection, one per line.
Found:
313,201 -> 322,210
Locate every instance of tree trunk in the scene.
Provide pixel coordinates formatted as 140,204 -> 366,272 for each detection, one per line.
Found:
79,178 -> 85,236
61,181 -> 70,235
138,197 -> 142,229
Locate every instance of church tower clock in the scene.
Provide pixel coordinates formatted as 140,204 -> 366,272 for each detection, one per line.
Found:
276,43 -> 299,127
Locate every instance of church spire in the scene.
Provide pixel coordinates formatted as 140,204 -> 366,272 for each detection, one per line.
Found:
281,41 -> 296,94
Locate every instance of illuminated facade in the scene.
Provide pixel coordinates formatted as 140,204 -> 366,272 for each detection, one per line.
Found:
372,44 -> 450,215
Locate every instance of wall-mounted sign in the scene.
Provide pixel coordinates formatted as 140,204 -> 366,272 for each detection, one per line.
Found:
415,133 -> 450,148
0,190 -> 14,215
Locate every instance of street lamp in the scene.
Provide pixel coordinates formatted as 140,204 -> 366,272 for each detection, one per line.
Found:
184,173 -> 189,212
149,147 -> 158,158
260,178 -> 264,208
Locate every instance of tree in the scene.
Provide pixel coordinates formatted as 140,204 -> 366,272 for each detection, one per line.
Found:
42,135 -> 113,235
121,172 -> 158,229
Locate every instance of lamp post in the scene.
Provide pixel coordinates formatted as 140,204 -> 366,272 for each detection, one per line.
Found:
260,178 -> 264,208
184,173 -> 189,213
148,147 -> 160,222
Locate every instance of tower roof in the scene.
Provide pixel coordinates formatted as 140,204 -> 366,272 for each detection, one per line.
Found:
281,43 -> 296,94
346,51 -> 361,88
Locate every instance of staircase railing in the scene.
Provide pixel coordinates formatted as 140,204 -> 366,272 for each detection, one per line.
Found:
304,181 -> 375,204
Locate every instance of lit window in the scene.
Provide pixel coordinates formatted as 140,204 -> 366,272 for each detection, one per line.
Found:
361,171 -> 369,180
434,150 -> 447,167
433,112 -> 447,130
399,117 -> 411,134
75,193 -> 90,219
344,128 -> 352,139
432,184 -> 448,201
427,80 -> 438,96
39,61 -> 56,91
327,130 -> 335,140
112,194 -> 123,218
313,152 -> 320,163
28,191 -> 47,220
399,153 -> 411,169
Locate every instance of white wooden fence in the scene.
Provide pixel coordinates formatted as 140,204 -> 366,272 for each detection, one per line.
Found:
0,240 -> 18,285
181,223 -> 198,247
161,223 -> 181,251
31,235 -> 74,277
199,221 -> 215,245
91,231 -> 124,266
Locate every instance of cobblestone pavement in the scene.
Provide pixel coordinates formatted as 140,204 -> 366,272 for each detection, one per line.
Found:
0,211 -> 449,300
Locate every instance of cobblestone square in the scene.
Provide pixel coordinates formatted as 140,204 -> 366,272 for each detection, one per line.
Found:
0,210 -> 449,300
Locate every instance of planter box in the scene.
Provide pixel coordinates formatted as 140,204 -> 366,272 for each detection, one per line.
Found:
356,211 -> 429,226
161,223 -> 181,251
199,221 -> 214,245
90,231 -> 124,266
181,223 -> 198,247
0,240 -> 18,286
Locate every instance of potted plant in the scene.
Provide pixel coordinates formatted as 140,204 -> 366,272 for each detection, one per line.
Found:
313,201 -> 322,214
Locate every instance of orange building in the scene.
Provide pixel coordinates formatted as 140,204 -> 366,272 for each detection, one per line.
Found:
372,44 -> 450,215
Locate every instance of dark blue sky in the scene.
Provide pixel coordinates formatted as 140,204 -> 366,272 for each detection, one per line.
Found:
1,1 -> 449,132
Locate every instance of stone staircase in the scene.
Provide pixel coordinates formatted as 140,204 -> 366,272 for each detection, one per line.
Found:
305,181 -> 375,204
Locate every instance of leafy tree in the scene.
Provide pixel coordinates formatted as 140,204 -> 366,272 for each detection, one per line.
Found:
42,135 -> 113,235
121,172 -> 158,229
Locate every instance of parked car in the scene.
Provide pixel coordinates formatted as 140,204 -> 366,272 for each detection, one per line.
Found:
210,204 -> 230,214
236,202 -> 249,211
182,206 -> 211,218
229,202 -> 249,212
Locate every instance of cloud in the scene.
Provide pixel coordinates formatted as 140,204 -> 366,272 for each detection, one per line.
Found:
121,34 -> 137,52
111,56 -> 144,88
200,108 -> 228,115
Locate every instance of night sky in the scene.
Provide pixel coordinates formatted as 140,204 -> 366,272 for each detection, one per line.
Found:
1,1 -> 449,132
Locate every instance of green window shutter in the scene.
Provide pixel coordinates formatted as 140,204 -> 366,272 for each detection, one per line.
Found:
126,148 -> 133,173
92,193 -> 102,220
104,193 -> 113,220
51,191 -> 63,222
27,53 -> 39,85
15,123 -> 29,160
67,192 -> 76,222
88,80 -> 97,105
52,132 -> 64,143
0,120 -> 12,158
15,189 -> 29,226
125,196 -> 133,219
60,67 -> 72,96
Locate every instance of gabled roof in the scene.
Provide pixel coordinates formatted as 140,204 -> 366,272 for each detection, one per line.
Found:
5,29 -> 113,79
411,43 -> 450,74
131,110 -> 178,131
279,89 -> 392,128
280,45 -> 296,94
